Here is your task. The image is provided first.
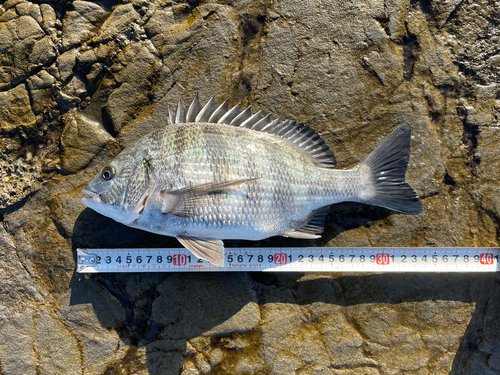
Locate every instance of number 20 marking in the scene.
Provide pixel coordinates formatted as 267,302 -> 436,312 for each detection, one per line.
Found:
274,253 -> 288,265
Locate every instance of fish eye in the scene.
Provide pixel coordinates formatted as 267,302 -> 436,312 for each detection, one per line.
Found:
101,166 -> 115,181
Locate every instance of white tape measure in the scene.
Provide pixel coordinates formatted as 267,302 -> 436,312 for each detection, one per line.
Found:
76,247 -> 500,273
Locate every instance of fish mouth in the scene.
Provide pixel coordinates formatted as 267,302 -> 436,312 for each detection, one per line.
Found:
81,188 -> 101,205
81,188 -> 99,198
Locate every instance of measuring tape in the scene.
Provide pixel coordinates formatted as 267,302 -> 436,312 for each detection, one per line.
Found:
76,247 -> 500,273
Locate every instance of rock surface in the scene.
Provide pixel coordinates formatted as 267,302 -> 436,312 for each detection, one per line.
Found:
1,0 -> 500,374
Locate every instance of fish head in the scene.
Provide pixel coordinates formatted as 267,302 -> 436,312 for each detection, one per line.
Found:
81,146 -> 150,224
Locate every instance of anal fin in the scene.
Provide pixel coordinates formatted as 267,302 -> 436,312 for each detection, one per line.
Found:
177,235 -> 225,266
283,206 -> 330,239
283,231 -> 321,239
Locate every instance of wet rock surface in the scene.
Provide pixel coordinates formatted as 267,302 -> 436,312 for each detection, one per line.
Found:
1,0 -> 500,374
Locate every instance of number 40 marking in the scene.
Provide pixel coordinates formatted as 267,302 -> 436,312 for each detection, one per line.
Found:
480,253 -> 494,265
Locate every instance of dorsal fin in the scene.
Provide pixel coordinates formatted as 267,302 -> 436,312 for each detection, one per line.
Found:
175,99 -> 187,124
168,94 -> 337,168
208,99 -> 229,123
186,93 -> 202,122
195,96 -> 217,122
218,103 -> 241,124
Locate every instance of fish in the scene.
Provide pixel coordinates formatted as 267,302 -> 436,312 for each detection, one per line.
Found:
81,94 -> 422,266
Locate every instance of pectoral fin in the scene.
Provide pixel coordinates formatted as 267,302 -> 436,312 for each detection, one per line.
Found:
161,178 -> 258,217
120,189 -> 150,225
177,235 -> 225,266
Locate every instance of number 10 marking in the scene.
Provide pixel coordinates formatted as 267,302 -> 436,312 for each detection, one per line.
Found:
173,254 -> 187,266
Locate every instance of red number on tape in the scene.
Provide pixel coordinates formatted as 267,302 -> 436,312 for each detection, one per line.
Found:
376,253 -> 390,265
274,253 -> 288,265
173,254 -> 187,266
480,253 -> 494,265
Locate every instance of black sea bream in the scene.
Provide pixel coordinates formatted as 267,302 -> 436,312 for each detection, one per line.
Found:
81,95 -> 422,265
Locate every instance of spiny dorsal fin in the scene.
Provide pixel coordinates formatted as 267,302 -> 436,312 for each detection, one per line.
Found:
218,103 -> 242,124
240,110 -> 264,128
208,99 -> 229,123
168,94 -> 337,168
195,96 -> 217,122
186,93 -> 202,122
175,99 -> 187,124
230,107 -> 252,126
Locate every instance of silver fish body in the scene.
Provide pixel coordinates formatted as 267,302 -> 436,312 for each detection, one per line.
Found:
127,122 -> 364,238
82,95 -> 422,265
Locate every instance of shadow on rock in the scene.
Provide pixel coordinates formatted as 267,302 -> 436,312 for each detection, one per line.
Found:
321,201 -> 394,244
449,277 -> 500,374
249,271 -> 496,306
69,205 -> 487,374
70,208 -> 261,373
71,208 -> 179,250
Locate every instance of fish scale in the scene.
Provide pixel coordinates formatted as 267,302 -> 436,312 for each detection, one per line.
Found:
81,95 -> 422,266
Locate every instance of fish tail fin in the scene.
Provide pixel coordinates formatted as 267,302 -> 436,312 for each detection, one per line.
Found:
357,124 -> 422,214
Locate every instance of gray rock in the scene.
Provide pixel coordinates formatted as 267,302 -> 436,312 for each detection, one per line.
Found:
0,8 -> 17,22
27,3 -> 43,25
35,307 -> 81,375
362,45 -> 404,89
26,70 -> 57,114
117,88 -> 173,148
144,2 -> 176,39
0,14 -> 45,88
56,49 -> 78,83
39,3 -> 56,33
0,88 -> 47,210
60,75 -> 87,103
2,0 -> 24,11
151,273 -> 259,339
77,48 -> 97,66
62,1 -> 108,49
94,3 -> 140,44
0,83 -> 35,131
29,35 -> 57,66
477,127 -> 500,220
0,305 -> 37,375
103,41 -> 163,133
60,111 -> 117,173
58,284 -> 125,374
